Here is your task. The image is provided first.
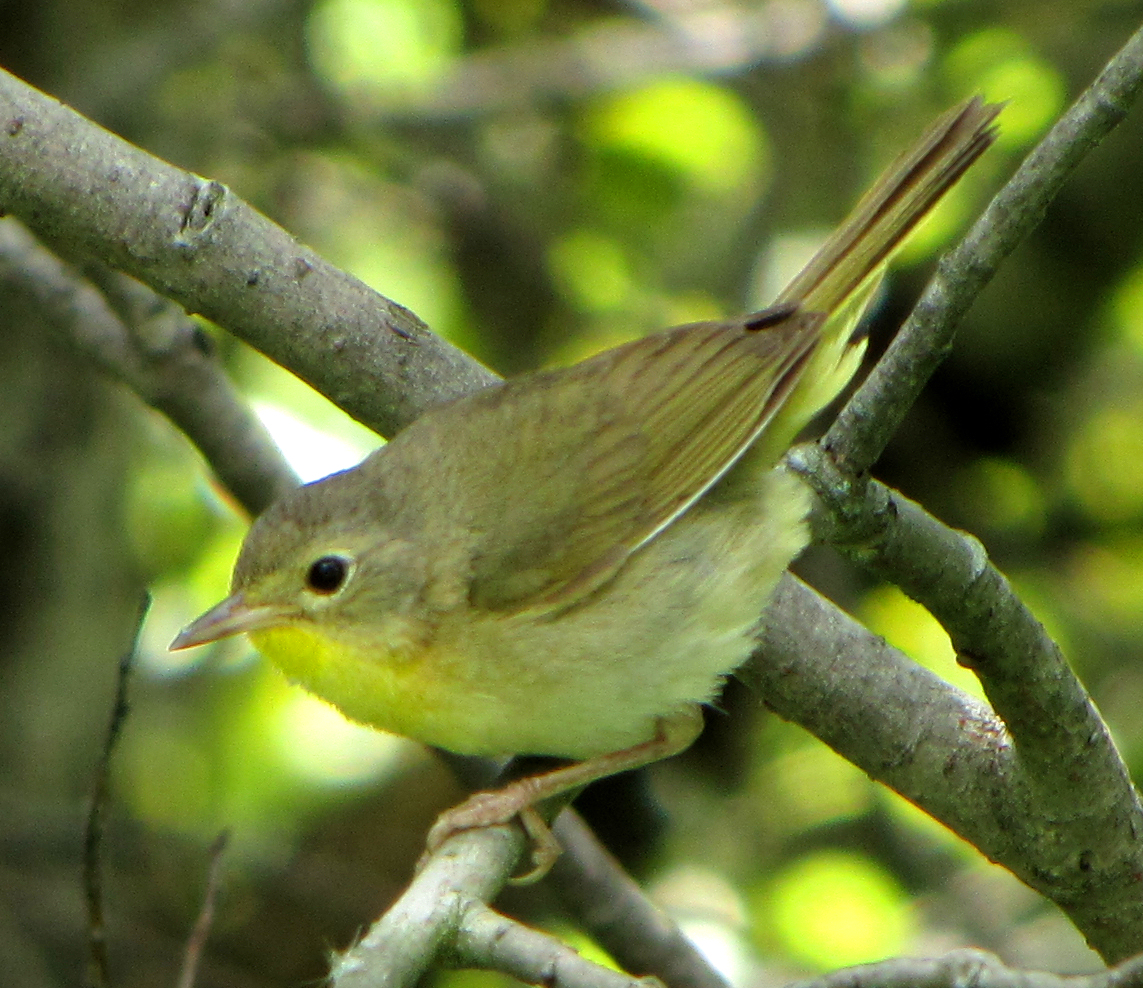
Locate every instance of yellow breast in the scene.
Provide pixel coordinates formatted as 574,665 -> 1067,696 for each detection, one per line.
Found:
251,623 -> 438,738
248,622 -> 522,755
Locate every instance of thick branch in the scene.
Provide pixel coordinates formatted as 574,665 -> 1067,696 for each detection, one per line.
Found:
0,68 -> 496,440
750,574 -> 1021,856
753,570 -> 1143,949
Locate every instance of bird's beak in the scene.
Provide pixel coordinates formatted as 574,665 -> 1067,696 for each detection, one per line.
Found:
170,593 -> 292,650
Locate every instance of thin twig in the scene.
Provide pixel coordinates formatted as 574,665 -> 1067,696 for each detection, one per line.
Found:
455,902 -> 663,988
175,830 -> 231,988
85,593 -> 151,988
786,947 -> 1143,988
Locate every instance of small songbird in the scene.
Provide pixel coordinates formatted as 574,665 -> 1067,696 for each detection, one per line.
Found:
174,98 -> 1000,877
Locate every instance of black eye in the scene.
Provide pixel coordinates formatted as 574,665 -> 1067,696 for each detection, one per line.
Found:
306,555 -> 350,595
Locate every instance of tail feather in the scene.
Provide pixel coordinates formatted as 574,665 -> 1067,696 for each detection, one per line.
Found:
743,96 -> 1001,464
776,97 -> 1002,315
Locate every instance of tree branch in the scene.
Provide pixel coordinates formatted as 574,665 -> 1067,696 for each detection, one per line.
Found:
0,218 -> 296,513
330,822 -> 525,987
455,903 -> 661,988
0,68 -> 496,440
786,948 -> 1143,988
548,812 -> 732,988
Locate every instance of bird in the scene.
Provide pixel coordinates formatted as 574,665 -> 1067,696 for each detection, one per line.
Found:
173,97 -> 1000,878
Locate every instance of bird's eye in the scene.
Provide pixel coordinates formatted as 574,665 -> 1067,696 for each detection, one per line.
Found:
306,555 -> 351,595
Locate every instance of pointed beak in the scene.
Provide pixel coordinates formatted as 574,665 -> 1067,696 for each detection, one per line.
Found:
170,593 -> 293,650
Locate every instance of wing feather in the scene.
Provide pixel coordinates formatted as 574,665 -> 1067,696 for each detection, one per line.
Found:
388,309 -> 822,614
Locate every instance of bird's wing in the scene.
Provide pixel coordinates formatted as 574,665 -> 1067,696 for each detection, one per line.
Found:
385,97 -> 1002,617
394,308 -> 821,615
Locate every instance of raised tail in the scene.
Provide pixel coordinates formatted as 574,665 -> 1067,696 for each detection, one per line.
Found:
743,97 -> 1000,463
776,96 -> 1001,315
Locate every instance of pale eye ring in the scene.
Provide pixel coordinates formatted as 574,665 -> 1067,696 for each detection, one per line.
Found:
306,555 -> 352,595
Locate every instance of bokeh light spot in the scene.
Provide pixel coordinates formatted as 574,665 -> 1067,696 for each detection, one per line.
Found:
762,851 -> 913,969
306,0 -> 462,99
586,77 -> 768,197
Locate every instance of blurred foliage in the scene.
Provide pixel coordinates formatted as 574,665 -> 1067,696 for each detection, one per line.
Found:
761,850 -> 914,969
2,0 -> 1143,986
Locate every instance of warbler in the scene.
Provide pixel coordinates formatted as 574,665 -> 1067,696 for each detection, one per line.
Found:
174,97 -> 999,875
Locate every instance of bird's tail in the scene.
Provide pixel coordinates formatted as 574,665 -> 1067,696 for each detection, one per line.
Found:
740,96 -> 1000,467
777,96 -> 1001,315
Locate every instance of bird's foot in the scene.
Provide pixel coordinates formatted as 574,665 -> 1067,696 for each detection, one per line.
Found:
420,781 -> 563,883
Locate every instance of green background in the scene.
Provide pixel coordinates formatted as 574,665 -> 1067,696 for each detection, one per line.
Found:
2,0 -> 1142,985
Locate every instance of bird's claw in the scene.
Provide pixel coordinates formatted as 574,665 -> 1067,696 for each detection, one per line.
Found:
418,788 -> 563,884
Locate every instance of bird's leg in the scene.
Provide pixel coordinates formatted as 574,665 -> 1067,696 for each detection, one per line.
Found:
422,707 -> 704,882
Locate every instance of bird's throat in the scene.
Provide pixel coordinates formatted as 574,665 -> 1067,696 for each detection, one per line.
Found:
249,622 -> 443,741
